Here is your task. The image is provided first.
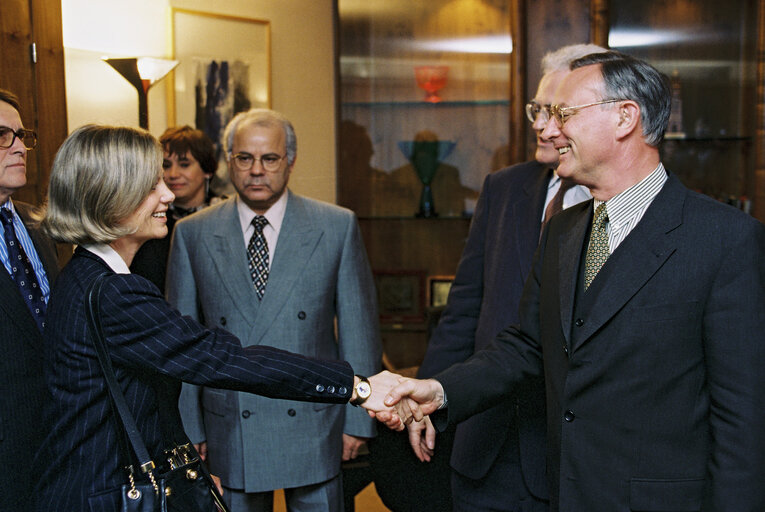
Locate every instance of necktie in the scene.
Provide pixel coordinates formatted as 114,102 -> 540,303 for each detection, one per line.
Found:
584,203 -> 609,290
247,215 -> 270,300
0,207 -> 46,330
541,178 -> 575,239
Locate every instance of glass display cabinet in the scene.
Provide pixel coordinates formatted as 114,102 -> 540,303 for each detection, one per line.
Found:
608,0 -> 758,212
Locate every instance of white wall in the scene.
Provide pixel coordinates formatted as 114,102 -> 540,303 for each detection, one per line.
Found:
61,0 -> 338,203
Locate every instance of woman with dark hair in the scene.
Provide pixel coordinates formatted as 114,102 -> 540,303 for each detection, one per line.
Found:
130,125 -> 223,290
32,124 -> 395,511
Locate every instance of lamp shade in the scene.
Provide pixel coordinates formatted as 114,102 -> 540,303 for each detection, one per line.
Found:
102,56 -> 179,129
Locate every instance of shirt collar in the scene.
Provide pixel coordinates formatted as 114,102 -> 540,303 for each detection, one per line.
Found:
81,244 -> 131,274
236,190 -> 288,235
1,198 -> 15,214
594,163 -> 667,228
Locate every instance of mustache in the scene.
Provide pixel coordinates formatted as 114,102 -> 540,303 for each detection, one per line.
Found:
243,177 -> 270,186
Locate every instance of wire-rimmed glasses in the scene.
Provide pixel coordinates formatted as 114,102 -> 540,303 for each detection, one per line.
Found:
230,152 -> 287,173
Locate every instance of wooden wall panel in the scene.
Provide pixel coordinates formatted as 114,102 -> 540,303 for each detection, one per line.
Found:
0,0 -> 66,207
29,0 -> 67,206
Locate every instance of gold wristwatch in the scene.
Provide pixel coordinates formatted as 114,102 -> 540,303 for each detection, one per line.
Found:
350,375 -> 371,406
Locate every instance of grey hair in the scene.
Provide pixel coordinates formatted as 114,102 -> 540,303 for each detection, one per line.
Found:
223,108 -> 297,166
541,44 -> 609,75
42,124 -> 163,245
571,51 -> 672,146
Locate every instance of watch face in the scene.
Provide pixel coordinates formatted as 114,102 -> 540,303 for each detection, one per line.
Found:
357,381 -> 371,399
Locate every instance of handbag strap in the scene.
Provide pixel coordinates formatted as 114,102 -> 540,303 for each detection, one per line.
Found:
85,273 -> 157,477
86,273 -> 230,511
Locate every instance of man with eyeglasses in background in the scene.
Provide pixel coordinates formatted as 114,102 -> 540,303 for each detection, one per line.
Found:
168,108 -> 381,512
378,50 -> 765,511
0,88 -> 59,509
405,44 -> 602,512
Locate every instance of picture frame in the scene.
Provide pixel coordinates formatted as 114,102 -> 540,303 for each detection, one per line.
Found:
427,275 -> 454,308
169,8 -> 271,161
374,270 -> 426,323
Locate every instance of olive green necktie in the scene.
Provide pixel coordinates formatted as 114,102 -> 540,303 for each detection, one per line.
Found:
584,203 -> 609,289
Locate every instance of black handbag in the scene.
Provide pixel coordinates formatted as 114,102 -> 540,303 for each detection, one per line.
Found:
85,274 -> 229,512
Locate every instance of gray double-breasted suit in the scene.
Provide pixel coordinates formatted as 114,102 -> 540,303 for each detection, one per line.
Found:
168,191 -> 381,492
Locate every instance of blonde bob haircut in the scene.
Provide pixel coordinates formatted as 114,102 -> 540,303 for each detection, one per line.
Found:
43,124 -> 163,245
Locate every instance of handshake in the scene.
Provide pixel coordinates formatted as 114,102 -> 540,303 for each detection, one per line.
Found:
357,371 -> 447,462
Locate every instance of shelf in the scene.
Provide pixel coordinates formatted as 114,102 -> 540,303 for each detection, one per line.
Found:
342,99 -> 510,108
663,134 -> 752,142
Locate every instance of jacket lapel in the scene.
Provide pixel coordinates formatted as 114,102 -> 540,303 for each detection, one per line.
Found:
250,193 -> 323,343
208,199 -> 262,327
557,201 -> 593,347
0,203 -> 57,344
514,164 -> 552,281
570,175 -> 685,352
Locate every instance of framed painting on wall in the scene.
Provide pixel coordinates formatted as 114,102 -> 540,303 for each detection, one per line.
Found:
374,270 -> 426,323
427,275 -> 454,308
170,8 -> 271,164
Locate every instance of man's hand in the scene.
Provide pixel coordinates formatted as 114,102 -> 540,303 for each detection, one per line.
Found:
342,434 -> 368,461
383,378 -> 445,424
408,416 -> 436,462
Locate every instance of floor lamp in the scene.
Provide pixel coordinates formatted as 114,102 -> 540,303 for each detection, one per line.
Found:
102,57 -> 179,129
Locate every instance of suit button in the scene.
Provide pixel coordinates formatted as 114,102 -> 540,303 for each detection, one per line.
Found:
316,384 -> 325,392
287,409 -> 296,416
339,386 -> 347,395
242,410 -> 251,419
328,386 -> 335,394
574,318 -> 584,327
564,410 -> 575,422
220,317 -> 227,326
563,344 -> 569,355
297,311 -> 306,320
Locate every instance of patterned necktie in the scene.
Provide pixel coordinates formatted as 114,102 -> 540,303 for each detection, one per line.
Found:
247,215 -> 270,300
0,207 -> 46,331
584,203 -> 609,290
541,178 -> 575,238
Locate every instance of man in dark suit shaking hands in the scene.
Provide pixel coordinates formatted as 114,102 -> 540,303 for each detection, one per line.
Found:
0,89 -> 59,508
381,51 -> 765,511
410,44 -> 603,512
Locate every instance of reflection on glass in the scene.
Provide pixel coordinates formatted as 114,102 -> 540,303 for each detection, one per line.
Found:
338,0 -> 510,217
398,137 -> 456,217
608,0 -> 756,205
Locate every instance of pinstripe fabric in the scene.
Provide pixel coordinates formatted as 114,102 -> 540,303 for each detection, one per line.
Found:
33,248 -> 353,511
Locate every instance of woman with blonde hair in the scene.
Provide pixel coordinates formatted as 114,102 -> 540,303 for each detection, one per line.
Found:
33,124 -> 393,511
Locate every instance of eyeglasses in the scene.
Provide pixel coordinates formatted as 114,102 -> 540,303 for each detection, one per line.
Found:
548,99 -> 622,127
525,101 -> 552,124
0,126 -> 37,150
230,152 -> 287,173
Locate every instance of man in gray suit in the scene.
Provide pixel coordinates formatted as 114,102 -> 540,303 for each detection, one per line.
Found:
168,108 -> 381,511
0,88 -> 59,509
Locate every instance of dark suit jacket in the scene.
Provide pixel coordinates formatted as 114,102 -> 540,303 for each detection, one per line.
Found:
436,173 -> 765,511
33,248 -> 354,511
0,201 -> 59,509
418,161 -> 549,498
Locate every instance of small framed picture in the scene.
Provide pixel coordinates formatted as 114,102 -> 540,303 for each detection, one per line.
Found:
427,275 -> 454,308
374,270 -> 426,323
